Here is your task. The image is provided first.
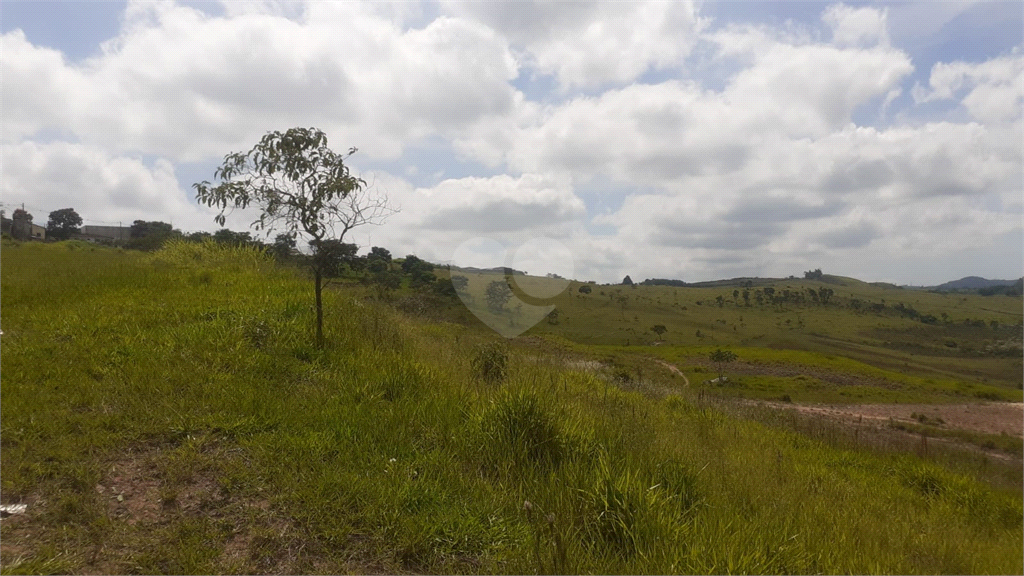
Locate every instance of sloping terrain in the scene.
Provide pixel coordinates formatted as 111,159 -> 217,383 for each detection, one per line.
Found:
2,240 -> 1022,574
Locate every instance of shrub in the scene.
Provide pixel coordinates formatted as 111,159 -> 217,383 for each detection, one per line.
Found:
654,460 -> 702,515
482,388 -> 564,468
587,458 -> 642,554
376,359 -> 428,402
612,366 -> 632,383
156,238 -> 271,271
471,341 -> 509,385
584,455 -> 684,557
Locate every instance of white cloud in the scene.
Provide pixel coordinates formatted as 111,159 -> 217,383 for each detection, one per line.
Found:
822,3 -> 890,48
0,30 -> 81,142
0,0 -> 1020,285
2,1 -> 519,161
442,0 -> 705,91
485,27 -> 914,184
913,52 -> 1024,123
0,141 -> 212,230
340,172 -> 586,266
415,174 -> 584,234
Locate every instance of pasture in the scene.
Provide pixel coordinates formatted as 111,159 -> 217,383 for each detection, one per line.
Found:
1,240 -> 1021,574
442,268 -> 1023,403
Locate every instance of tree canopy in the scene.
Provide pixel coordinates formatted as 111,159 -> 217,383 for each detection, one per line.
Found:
11,209 -> 33,240
193,127 -> 390,244
709,348 -> 738,381
485,280 -> 513,313
46,208 -> 83,241
193,127 -> 394,347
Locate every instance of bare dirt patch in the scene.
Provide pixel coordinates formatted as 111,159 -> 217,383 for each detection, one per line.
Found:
565,359 -> 603,372
655,360 -> 690,387
705,359 -> 899,389
755,401 -> 1023,438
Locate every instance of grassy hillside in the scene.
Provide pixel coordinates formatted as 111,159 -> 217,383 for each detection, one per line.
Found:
1,240 -> 1022,574
439,268 -> 1023,403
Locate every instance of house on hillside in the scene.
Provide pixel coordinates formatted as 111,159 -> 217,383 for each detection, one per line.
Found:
77,225 -> 131,243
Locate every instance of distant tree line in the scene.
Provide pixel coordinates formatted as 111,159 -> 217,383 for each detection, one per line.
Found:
11,210 -> 458,303
641,278 -> 689,287
976,279 -> 1023,297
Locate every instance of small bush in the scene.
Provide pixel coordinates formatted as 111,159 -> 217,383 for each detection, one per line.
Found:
482,388 -> 564,468
584,455 -> 681,557
377,359 -> 428,402
587,458 -> 642,554
471,341 -> 509,385
612,366 -> 632,383
654,460 -> 702,515
900,464 -> 946,497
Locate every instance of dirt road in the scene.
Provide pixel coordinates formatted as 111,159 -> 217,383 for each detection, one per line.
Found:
656,360 -> 690,387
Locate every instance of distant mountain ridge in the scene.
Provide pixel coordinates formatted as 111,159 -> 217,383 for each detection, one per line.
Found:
448,265 -> 526,276
932,276 -> 1021,291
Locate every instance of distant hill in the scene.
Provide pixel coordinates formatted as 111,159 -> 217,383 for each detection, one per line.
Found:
449,265 -> 526,276
640,275 -> 856,288
932,277 -> 1020,291
641,277 -> 787,288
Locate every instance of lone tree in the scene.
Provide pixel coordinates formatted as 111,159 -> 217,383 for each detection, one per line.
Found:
651,324 -> 667,337
194,127 -> 394,347
46,208 -> 83,241
366,246 -> 392,273
450,274 -> 469,294
11,209 -> 33,240
709,348 -> 737,382
485,279 -> 513,313
272,233 -> 297,260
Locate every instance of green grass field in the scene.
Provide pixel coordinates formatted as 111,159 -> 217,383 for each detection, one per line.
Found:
1,240 -> 1022,574
441,268 -> 1023,403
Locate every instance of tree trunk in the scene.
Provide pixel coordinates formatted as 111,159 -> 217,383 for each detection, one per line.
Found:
315,266 -> 324,348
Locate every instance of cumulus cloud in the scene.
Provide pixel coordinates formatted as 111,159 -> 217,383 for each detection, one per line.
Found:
345,173 -> 586,268
0,141 -> 212,230
822,3 -> 891,48
417,175 -> 585,233
0,31 -> 81,142
481,23 -> 915,186
442,0 -> 705,91
1,0 -> 519,161
913,52 -> 1024,123
815,220 -> 879,249
0,0 -> 1020,285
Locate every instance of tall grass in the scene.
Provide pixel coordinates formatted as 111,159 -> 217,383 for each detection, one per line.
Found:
1,240 -> 1021,574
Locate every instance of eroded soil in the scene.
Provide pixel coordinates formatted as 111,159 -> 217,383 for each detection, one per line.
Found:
758,401 -> 1024,438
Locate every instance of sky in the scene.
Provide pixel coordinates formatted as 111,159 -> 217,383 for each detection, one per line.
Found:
1,0 -> 1021,285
